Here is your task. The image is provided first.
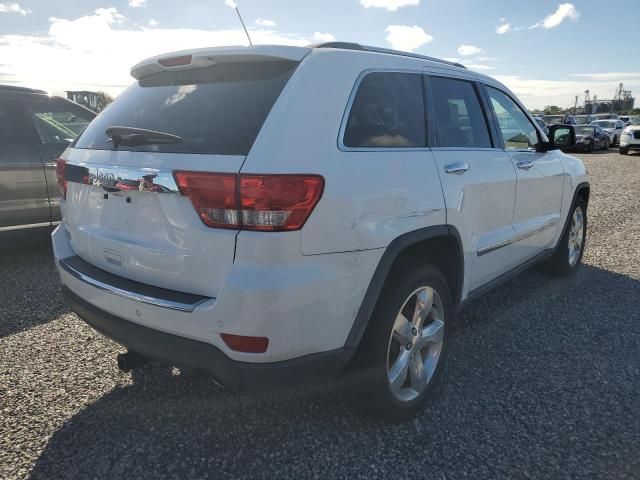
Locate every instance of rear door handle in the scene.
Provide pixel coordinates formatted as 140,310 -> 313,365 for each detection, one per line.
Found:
444,162 -> 469,174
517,161 -> 534,170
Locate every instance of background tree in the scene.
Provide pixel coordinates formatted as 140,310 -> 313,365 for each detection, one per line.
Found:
95,91 -> 114,112
543,105 -> 563,115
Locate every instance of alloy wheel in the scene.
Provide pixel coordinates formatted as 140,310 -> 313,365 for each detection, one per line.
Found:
568,206 -> 584,267
387,286 -> 445,402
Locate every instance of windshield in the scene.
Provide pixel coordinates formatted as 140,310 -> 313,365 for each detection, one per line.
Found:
593,120 -> 616,128
541,115 -> 564,124
575,126 -> 595,136
74,60 -> 298,155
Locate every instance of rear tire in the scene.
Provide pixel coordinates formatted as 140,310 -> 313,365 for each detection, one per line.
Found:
343,265 -> 452,422
620,146 -> 629,155
541,196 -> 587,277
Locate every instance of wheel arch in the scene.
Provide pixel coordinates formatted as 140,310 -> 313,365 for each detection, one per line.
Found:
344,225 -> 463,349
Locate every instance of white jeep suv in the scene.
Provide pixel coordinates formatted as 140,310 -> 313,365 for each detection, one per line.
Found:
52,43 -> 589,421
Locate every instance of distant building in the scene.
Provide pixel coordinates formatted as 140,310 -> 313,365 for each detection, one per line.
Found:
66,91 -> 99,111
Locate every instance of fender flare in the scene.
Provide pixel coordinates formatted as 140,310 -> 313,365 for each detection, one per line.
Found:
344,225 -> 463,348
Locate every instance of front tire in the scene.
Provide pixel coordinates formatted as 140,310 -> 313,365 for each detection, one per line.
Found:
542,197 -> 587,276
344,265 -> 452,422
612,135 -> 618,146
603,138 -> 610,150
620,146 -> 629,155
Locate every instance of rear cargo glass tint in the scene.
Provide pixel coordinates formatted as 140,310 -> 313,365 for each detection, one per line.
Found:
74,60 -> 298,155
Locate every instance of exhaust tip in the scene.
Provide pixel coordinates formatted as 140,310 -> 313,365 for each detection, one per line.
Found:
116,351 -> 150,372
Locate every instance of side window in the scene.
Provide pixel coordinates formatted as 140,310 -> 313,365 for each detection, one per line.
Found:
430,76 -> 492,148
24,99 -> 93,145
0,101 -> 36,143
487,87 -> 539,151
343,72 -> 425,148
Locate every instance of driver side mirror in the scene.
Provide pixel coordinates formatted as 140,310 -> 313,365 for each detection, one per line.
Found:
544,124 -> 576,151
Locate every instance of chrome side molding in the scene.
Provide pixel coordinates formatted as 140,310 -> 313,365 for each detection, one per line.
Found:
64,162 -> 180,195
477,217 -> 560,257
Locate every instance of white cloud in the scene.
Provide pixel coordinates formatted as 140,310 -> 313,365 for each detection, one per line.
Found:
128,0 -> 147,7
0,2 -> 28,15
148,19 -> 159,27
359,0 -> 419,12
385,25 -> 432,52
530,3 -> 579,30
495,72 -> 640,110
443,57 -> 461,63
224,0 -> 237,8
0,8 -> 319,96
312,32 -> 336,42
496,22 -> 511,34
255,18 -> 275,27
457,44 -> 483,56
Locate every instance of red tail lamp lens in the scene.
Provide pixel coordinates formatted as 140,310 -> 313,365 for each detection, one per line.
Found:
174,171 -> 324,231
55,159 -> 67,199
221,334 -> 269,353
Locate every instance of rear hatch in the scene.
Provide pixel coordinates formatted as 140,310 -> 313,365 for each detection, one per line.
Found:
59,47 -> 304,298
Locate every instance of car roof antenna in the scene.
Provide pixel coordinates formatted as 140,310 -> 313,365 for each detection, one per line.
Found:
226,1 -> 252,46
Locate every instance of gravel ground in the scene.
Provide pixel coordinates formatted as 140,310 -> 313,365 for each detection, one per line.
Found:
1,150 -> 639,479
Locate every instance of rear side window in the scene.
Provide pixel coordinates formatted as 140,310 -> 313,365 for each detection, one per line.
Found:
343,72 -> 426,148
0,100 -> 38,143
25,99 -> 93,145
430,77 -> 492,148
75,61 -> 298,155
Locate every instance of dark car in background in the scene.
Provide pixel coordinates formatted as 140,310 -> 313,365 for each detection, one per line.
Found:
574,114 -> 596,125
541,114 -> 577,126
565,125 -> 610,152
0,85 -> 95,237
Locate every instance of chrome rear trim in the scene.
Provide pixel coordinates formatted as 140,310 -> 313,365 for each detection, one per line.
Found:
59,256 -> 211,312
64,162 -> 180,195
0,221 -> 51,232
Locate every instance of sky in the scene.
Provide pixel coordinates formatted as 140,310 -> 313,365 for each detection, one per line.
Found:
0,0 -> 638,110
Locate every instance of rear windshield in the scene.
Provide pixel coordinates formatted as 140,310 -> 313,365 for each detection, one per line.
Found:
74,60 -> 298,155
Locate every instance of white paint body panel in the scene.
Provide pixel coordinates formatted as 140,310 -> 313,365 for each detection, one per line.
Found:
54,45 -> 589,366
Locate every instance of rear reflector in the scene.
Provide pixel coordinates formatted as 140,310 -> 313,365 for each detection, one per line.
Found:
55,159 -> 67,199
221,334 -> 269,353
157,54 -> 192,67
174,172 -> 324,231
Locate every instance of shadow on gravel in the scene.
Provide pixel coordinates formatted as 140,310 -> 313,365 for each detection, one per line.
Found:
0,237 -> 68,338
29,264 -> 640,479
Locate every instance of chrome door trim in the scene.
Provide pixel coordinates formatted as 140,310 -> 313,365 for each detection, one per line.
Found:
59,258 -> 210,312
64,162 -> 180,195
477,217 -> 560,256
0,221 -> 51,232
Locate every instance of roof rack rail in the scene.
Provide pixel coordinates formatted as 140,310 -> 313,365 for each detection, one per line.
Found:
310,42 -> 466,69
0,85 -> 47,94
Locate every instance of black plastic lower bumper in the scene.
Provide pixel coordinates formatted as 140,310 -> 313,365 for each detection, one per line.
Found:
62,286 -> 353,391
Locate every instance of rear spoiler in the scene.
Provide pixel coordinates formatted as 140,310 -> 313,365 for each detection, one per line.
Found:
131,45 -> 310,80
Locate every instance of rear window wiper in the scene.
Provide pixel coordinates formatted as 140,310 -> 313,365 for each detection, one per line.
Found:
105,126 -> 183,149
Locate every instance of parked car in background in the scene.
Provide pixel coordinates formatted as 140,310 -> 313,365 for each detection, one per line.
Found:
591,119 -> 625,146
619,115 -> 634,126
567,125 -> 610,152
534,116 -> 549,135
0,86 -> 95,237
574,114 -> 595,125
541,114 -> 577,126
52,43 -> 587,421
619,116 -> 640,155
593,113 -> 619,120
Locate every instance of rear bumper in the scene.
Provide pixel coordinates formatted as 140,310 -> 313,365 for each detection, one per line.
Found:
63,286 -> 352,391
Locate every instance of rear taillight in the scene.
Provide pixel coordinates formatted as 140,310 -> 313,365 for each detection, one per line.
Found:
174,172 -> 324,232
55,159 -> 67,199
